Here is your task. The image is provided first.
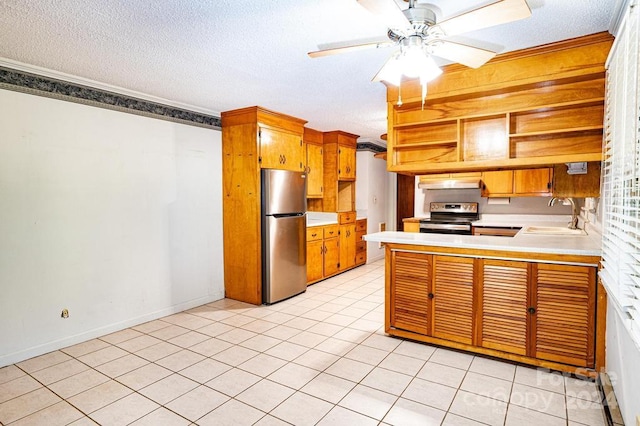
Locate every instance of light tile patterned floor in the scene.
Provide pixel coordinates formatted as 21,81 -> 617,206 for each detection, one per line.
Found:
0,260 -> 611,425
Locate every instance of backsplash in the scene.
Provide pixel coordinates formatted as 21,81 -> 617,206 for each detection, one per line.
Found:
414,185 -> 576,216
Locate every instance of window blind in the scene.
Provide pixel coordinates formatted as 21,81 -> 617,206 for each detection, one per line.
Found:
601,1 -> 640,346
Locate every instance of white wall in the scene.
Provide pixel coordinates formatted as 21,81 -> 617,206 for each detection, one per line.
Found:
0,89 -> 224,366
356,151 -> 389,262
606,305 -> 640,425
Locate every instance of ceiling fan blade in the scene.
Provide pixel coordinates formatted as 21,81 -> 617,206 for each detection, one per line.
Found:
308,40 -> 394,58
436,0 -> 531,37
430,41 -> 496,68
356,0 -> 410,29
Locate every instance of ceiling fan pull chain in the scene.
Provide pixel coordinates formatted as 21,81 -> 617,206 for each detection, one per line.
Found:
421,81 -> 427,110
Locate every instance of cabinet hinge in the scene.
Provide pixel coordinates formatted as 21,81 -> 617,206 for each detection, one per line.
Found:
320,149 -> 323,155
258,156 -> 262,163
300,139 -> 303,146
259,129 -> 261,138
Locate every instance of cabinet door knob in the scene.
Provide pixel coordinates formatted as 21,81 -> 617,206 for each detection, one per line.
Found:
528,307 -> 536,314
428,293 -> 434,299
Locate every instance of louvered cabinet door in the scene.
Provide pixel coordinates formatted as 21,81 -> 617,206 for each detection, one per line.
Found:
390,251 -> 432,335
533,264 -> 596,367
432,255 -> 474,345
480,260 -> 529,355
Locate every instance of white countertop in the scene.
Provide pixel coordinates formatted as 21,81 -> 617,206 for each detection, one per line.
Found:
307,216 -> 367,227
307,219 -> 337,227
364,217 -> 602,257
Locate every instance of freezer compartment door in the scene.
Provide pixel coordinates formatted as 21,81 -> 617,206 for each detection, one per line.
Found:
262,169 -> 307,215
263,214 -> 307,304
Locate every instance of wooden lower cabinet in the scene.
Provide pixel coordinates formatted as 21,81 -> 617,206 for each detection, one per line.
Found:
306,239 -> 324,283
339,224 -> 356,271
388,249 -> 599,372
355,218 -> 367,266
432,255 -> 474,345
323,236 -> 340,277
478,259 -> 529,356
533,263 -> 596,367
306,223 -> 351,285
390,251 -> 432,335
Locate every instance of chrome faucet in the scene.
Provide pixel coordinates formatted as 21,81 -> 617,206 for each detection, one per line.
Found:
548,197 -> 579,230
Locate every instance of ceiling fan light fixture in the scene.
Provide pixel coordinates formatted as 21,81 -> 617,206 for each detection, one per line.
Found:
373,53 -> 403,86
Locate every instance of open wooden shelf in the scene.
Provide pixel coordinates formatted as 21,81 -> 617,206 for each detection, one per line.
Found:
394,140 -> 458,149
385,34 -> 611,174
509,126 -> 604,138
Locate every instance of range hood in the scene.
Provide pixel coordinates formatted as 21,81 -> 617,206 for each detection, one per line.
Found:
418,178 -> 481,190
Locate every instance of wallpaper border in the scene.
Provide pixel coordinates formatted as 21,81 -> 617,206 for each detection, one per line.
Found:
0,66 -> 221,129
357,142 -> 387,153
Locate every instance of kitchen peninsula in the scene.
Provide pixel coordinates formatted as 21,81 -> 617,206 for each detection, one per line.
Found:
364,226 -> 604,376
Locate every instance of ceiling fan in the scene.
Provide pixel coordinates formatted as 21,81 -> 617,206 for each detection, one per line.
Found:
309,0 -> 532,104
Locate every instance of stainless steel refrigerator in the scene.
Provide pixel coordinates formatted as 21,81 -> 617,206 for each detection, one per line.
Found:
261,169 -> 307,304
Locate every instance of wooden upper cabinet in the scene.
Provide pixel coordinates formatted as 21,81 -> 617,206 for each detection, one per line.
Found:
481,170 -> 513,196
306,143 -> 324,197
304,127 -> 324,198
481,168 -> 552,197
338,146 -> 356,180
321,131 -> 359,212
324,131 -> 357,181
386,33 -> 613,174
259,127 -> 304,172
514,169 -> 553,196
432,255 -> 474,345
390,251 -> 432,335
553,162 -> 601,198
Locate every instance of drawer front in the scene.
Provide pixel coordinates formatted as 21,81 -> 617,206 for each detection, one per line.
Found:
356,230 -> 366,242
355,219 -> 367,232
323,224 -> 339,239
338,212 -> 356,224
356,240 -> 366,253
355,252 -> 366,264
306,227 -> 323,241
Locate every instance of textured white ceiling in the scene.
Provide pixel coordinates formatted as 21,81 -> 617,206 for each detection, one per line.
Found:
0,0 -> 620,141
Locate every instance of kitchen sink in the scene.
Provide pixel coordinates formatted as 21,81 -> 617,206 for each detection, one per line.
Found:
522,226 -> 587,236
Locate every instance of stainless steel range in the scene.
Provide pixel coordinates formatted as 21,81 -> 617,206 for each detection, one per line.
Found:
419,202 -> 479,235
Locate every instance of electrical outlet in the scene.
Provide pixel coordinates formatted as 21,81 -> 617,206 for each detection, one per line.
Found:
61,309 -> 69,319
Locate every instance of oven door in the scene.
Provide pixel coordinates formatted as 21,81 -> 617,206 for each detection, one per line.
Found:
419,222 -> 472,235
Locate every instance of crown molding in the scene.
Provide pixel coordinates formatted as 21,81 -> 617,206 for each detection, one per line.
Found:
609,0 -> 632,36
